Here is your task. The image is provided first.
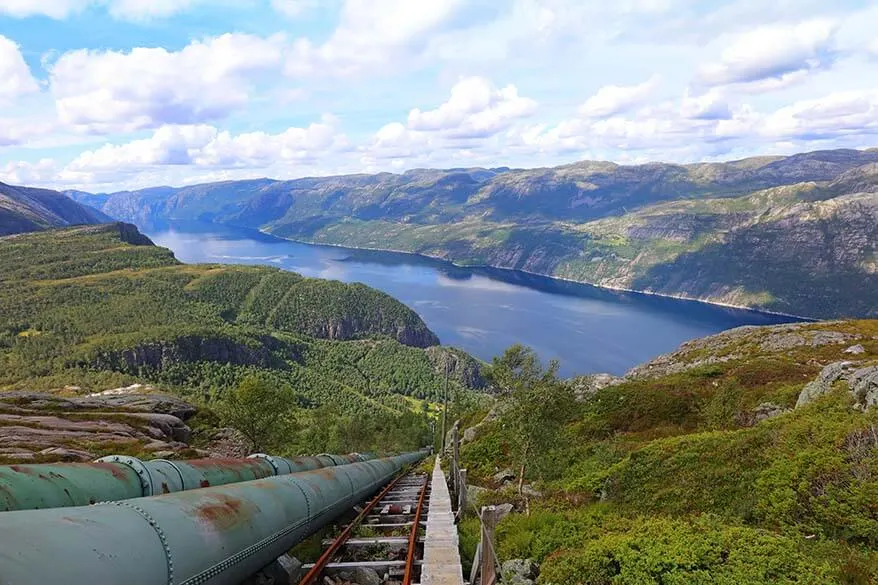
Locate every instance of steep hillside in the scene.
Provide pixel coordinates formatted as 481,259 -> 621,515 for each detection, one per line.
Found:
458,320 -> 878,584
0,223 -> 485,461
71,148 -> 878,319
1,182 -> 110,235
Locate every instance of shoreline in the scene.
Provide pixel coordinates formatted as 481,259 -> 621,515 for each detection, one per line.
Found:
257,227 -> 816,322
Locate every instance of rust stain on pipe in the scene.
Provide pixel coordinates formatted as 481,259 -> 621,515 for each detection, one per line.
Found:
194,494 -> 251,531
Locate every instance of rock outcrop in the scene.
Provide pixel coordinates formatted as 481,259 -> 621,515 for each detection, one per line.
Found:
735,402 -> 791,427
501,559 -> 539,585
848,366 -> 878,409
568,373 -> 624,401
0,390 -> 197,463
425,346 -> 489,390
796,362 -> 855,407
796,362 -> 878,410
462,404 -> 504,444
628,322 -> 872,381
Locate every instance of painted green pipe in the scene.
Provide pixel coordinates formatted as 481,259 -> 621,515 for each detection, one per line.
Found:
0,452 -> 376,512
0,451 -> 427,585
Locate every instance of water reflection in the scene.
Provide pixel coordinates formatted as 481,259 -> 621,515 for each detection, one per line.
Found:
147,221 -> 801,377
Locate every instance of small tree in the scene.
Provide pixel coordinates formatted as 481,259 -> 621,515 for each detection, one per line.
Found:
490,345 -> 575,500
219,375 -> 298,453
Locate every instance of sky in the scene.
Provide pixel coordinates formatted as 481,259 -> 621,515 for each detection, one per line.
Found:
0,0 -> 876,192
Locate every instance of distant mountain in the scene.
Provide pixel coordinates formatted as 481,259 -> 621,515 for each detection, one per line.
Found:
70,148 -> 878,319
1,182 -> 111,236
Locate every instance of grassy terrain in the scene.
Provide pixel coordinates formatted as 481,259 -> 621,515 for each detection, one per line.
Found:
0,223 -> 489,456
459,320 -> 878,584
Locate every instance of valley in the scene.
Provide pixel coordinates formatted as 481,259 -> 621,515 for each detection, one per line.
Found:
3,3 -> 878,582
147,220 -> 796,377
0,223 -> 488,461
69,148 -> 878,320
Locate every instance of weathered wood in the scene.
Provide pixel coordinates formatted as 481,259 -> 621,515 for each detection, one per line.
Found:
451,423 -> 460,504
479,506 -> 498,585
421,458 -> 465,585
469,541 -> 482,585
457,469 -> 467,518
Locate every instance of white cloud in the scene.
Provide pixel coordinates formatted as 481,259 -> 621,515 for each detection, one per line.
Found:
64,115 -> 349,183
679,89 -> 732,120
105,0 -> 203,20
511,83 -> 878,163
579,76 -> 660,118
762,90 -> 878,140
699,19 -> 838,89
426,0 -> 559,63
270,0 -> 314,18
68,125 -> 218,171
365,77 -> 536,162
407,77 -> 537,138
0,36 -> 39,102
49,33 -> 286,133
286,0 -> 464,77
0,0 -> 214,20
0,0 -> 88,18
0,118 -> 57,146
195,115 -> 349,167
0,159 -> 67,186
5,0 -> 878,192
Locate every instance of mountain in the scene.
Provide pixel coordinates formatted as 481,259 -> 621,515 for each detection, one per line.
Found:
0,223 -> 490,463
457,319 -> 878,583
1,182 -> 110,236
0,223 -> 486,462
70,148 -> 878,319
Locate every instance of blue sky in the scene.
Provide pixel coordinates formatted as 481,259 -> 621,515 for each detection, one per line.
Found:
0,0 -> 877,191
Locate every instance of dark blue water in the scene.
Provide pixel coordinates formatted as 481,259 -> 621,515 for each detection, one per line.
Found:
147,221 -> 799,377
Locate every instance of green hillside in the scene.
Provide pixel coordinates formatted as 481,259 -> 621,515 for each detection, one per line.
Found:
458,320 -> 878,584
0,223 -> 486,456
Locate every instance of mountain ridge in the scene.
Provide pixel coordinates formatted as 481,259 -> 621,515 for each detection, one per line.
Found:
1,182 -> 111,236
66,148 -> 878,319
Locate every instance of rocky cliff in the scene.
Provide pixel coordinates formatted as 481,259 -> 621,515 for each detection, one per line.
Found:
0,389 -> 199,463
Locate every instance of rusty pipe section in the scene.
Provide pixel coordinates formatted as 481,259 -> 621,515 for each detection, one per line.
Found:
0,452 -> 375,512
0,450 -> 427,585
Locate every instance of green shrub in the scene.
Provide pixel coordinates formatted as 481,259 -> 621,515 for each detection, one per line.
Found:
538,516 -> 841,585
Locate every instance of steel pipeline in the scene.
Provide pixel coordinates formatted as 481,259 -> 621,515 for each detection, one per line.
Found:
0,450 -> 427,585
0,452 -> 373,511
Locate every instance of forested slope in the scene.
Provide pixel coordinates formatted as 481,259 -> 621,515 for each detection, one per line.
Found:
0,223 -> 486,458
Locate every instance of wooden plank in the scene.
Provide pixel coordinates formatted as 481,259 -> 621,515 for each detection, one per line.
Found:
421,458 -> 465,585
